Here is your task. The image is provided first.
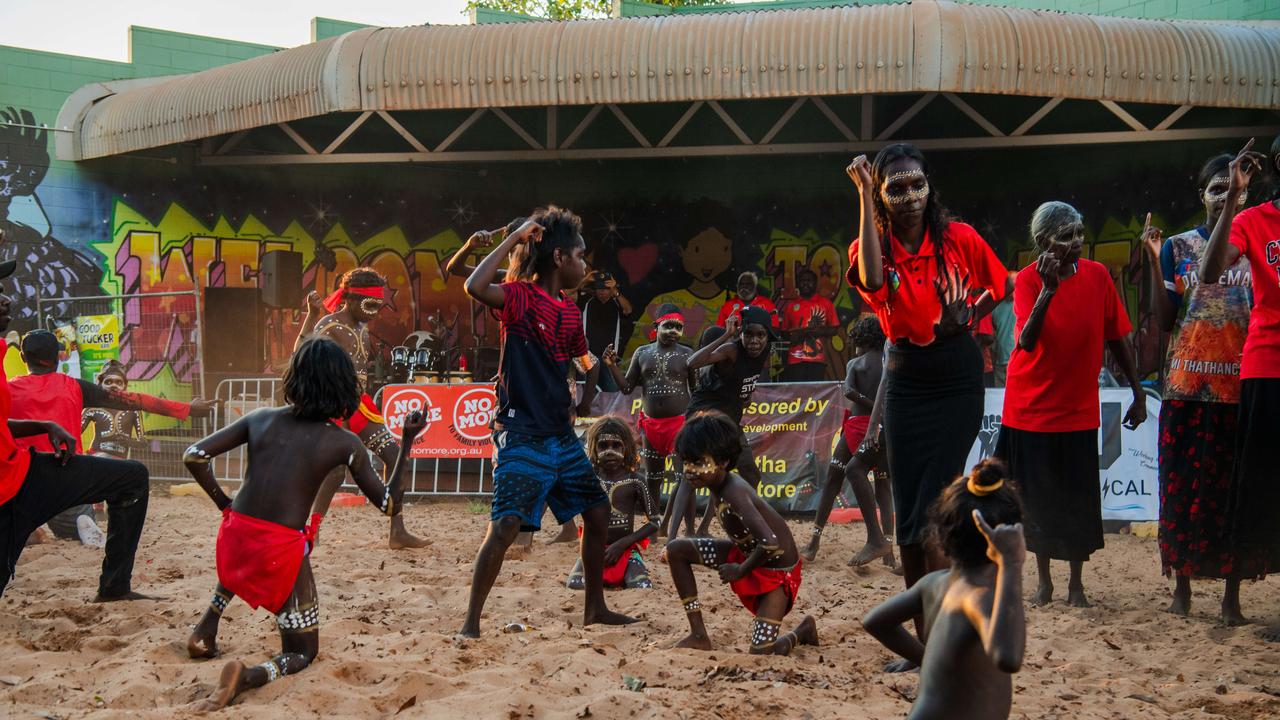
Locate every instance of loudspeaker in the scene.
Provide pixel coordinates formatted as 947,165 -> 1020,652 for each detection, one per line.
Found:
203,287 -> 264,373
260,250 -> 304,309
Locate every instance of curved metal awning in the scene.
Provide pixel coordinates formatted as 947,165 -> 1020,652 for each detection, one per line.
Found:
57,0 -> 1280,161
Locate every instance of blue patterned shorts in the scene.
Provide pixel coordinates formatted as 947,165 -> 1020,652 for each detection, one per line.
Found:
491,430 -> 607,531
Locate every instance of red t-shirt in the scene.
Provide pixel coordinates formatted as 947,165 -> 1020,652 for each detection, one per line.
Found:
1002,259 -> 1132,432
1228,201 -> 1280,379
716,295 -> 779,328
781,295 -> 839,364
847,222 -> 1007,346
0,364 -> 33,507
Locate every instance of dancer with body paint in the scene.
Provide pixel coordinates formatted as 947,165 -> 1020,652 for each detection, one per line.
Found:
183,337 -> 425,709
602,303 -> 696,534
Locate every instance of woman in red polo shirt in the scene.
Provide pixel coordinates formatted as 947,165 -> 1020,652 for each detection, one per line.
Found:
998,201 -> 1147,609
1200,136 -> 1280,639
845,143 -> 1009,598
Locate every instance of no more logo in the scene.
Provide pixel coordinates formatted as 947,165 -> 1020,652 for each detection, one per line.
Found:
385,389 -> 442,438
453,388 -> 497,441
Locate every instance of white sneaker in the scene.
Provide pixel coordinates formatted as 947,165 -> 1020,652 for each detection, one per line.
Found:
77,515 -> 107,549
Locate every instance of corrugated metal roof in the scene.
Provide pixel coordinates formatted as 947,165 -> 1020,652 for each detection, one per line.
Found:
59,0 -> 1280,160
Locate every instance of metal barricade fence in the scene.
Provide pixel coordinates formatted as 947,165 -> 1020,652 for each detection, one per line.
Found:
35,291 -> 209,483
211,377 -> 494,497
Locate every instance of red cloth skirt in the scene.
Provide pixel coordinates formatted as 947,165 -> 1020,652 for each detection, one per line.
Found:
215,508 -> 321,614
726,546 -> 802,615
842,412 -> 872,454
637,412 -> 685,457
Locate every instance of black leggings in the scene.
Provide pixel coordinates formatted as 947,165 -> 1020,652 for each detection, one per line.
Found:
0,452 -> 149,597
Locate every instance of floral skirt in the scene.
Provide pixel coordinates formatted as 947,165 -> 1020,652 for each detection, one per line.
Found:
1157,399 -> 1235,579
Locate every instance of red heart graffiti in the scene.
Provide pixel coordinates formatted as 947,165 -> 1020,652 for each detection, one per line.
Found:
617,244 -> 659,285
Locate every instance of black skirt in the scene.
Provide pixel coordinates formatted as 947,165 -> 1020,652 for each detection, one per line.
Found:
996,426 -> 1102,561
1227,378 -> 1280,579
883,332 -> 984,546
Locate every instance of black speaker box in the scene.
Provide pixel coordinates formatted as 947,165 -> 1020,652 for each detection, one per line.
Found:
260,250 -> 304,309
203,287 -> 264,373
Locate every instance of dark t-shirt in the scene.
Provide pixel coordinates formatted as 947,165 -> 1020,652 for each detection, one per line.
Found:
687,342 -> 768,424
496,282 -> 589,437
581,297 -> 623,358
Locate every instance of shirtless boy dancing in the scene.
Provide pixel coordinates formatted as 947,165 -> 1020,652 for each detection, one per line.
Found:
602,303 -> 696,533
665,411 -> 817,655
183,337 -> 426,710
567,417 -> 660,590
296,268 -> 427,549
862,459 -> 1026,719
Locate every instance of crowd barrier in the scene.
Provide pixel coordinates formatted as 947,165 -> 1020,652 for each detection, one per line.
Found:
378,381 -> 1163,521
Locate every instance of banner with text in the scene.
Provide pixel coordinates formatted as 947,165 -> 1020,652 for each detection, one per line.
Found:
965,389 -> 1160,522
382,384 -> 498,458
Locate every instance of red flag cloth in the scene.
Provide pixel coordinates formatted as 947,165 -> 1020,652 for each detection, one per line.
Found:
726,546 -> 802,615
215,508 -> 321,614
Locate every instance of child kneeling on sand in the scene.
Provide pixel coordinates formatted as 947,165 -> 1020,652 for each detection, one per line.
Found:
567,416 -> 660,590
664,411 -> 817,654
862,459 -> 1027,720
182,337 -> 426,710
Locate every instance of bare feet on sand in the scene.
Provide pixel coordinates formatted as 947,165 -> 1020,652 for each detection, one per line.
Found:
1066,586 -> 1091,608
584,608 -> 640,627
388,515 -> 429,550
672,633 -> 713,650
1220,607 -> 1250,627
799,537 -> 821,563
884,658 -> 918,673
187,627 -> 219,659
848,540 -> 894,568
93,590 -> 161,603
546,523 -> 578,544
1030,583 -> 1053,607
192,661 -> 244,712
794,615 -> 819,646
1165,593 -> 1191,617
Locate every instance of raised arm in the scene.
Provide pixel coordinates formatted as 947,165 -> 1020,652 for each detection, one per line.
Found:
445,227 -> 505,279
78,379 -> 215,420
1201,140 -> 1262,283
861,581 -> 928,666
846,155 -> 884,290
967,510 -> 1027,674
688,315 -> 741,371
1017,257 -> 1058,351
183,414 -> 254,511
347,411 -> 425,517
603,344 -> 643,395
293,291 -> 326,352
465,220 -> 541,309
1140,215 -> 1177,333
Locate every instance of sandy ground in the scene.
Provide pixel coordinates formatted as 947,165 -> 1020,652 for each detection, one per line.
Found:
2,494 -> 1280,720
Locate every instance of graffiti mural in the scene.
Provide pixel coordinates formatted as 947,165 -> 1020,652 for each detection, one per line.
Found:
0,107 -> 103,326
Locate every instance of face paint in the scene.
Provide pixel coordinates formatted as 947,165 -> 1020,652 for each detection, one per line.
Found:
101,376 -> 127,392
657,320 -> 684,342
596,434 -> 626,465
881,169 -> 930,206
683,457 -> 720,487
1204,177 -> 1247,208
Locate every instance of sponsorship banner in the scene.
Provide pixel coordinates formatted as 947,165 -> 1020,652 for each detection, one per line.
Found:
54,322 -> 82,378
74,314 -> 118,381
381,384 -> 497,458
965,389 -> 1161,521
385,382 -> 1160,521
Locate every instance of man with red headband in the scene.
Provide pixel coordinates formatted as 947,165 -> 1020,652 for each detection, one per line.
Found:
603,303 -> 697,535
294,267 -> 427,550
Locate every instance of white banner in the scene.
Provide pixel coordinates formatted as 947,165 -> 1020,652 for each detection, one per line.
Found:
966,389 -> 1161,522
